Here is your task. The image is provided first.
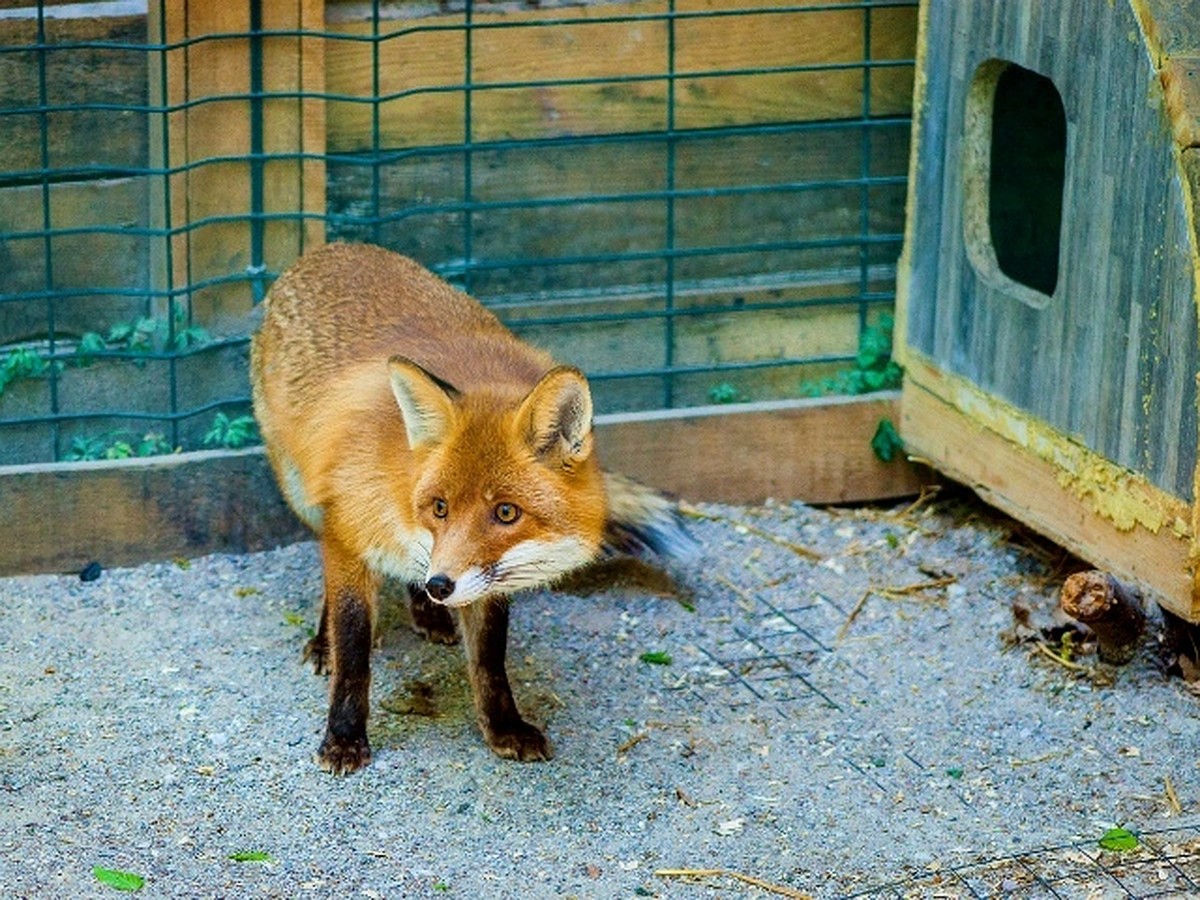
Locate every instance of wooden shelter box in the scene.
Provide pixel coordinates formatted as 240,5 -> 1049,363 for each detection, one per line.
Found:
897,1 -> 1200,621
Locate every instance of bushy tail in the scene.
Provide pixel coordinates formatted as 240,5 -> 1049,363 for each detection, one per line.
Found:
601,472 -> 699,560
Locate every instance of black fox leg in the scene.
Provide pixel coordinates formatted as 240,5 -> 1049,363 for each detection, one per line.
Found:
456,597 -> 553,761
315,537 -> 377,774
303,596 -> 330,675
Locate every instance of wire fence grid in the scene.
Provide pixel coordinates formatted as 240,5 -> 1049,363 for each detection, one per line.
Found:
852,825 -> 1200,898
0,0 -> 916,464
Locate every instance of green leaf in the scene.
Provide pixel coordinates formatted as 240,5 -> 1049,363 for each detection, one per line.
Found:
66,434 -> 107,462
136,432 -> 172,457
204,412 -> 260,449
945,767 -> 964,779
172,325 -> 210,351
640,651 -> 672,666
105,441 -> 134,460
93,867 -> 145,891
1098,827 -> 1138,852
228,850 -> 273,863
708,382 -> 744,404
870,418 -> 904,463
73,331 -> 108,367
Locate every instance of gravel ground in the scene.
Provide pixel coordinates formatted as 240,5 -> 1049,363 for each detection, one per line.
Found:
4,488 -> 1200,898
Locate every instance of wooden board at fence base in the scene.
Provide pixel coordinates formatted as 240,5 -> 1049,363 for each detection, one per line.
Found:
0,393 -> 926,576
597,392 -> 928,505
901,361 -> 1200,623
0,448 -> 311,577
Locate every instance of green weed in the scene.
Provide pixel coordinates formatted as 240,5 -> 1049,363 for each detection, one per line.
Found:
203,412 -> 259,449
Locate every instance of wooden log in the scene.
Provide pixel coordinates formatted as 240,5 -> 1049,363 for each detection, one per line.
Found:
1060,570 -> 1146,665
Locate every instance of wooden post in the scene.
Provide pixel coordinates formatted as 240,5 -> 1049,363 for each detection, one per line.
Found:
1060,570 -> 1147,665
148,0 -> 326,333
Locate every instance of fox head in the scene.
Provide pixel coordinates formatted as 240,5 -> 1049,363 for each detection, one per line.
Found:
389,357 -> 608,607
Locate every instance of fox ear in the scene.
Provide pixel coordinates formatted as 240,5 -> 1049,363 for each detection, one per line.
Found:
519,366 -> 594,468
389,357 -> 456,448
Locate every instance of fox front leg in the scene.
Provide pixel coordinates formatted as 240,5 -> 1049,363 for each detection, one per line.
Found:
314,539 -> 379,775
456,597 -> 553,762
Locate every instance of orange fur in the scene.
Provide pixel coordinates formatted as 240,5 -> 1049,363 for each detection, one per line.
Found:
250,242 -> 613,771
251,243 -> 609,587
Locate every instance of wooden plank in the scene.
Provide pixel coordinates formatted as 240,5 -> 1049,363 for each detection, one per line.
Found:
506,287 -> 893,413
901,358 -> 1200,622
1162,56 -> 1200,148
324,0 -> 917,152
261,0 -> 328,270
899,0 -> 1199,501
672,0 -> 916,129
148,0 -> 326,331
0,448 -> 310,576
0,9 -> 148,177
0,1 -> 108,9
596,392 -> 926,505
0,178 -> 149,343
325,115 -> 909,412
179,2 -> 254,324
1139,0 -> 1200,55
326,119 -> 912,293
298,0 -> 327,251
0,394 -> 925,575
146,0 -> 186,327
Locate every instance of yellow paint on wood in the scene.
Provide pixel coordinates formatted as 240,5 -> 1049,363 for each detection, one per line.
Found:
902,364 -> 1200,622
905,355 -> 1191,540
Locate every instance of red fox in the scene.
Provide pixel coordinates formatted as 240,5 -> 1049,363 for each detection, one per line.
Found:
251,242 -> 693,774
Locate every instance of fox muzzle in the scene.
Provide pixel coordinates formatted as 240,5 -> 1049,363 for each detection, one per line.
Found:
425,573 -> 456,602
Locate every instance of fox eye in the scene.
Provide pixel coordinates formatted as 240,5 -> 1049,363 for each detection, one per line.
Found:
494,502 -> 520,524
432,498 -> 449,518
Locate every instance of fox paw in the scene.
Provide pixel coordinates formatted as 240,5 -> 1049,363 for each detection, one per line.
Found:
316,732 -> 371,775
408,589 -> 459,645
302,635 -> 329,675
483,720 -> 554,762
411,617 -> 459,645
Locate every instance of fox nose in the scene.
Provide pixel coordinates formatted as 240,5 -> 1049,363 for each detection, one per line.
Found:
425,574 -> 455,602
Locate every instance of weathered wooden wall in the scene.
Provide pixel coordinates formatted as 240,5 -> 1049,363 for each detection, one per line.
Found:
900,0 -> 1198,501
322,0 -> 917,149
148,0 -> 326,327
1,0 -> 916,418
327,122 -> 911,411
0,6 -> 151,342
897,0 -> 1200,620
322,0 -> 917,409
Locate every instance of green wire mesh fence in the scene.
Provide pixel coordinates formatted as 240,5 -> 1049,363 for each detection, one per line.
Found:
0,0 -> 917,464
